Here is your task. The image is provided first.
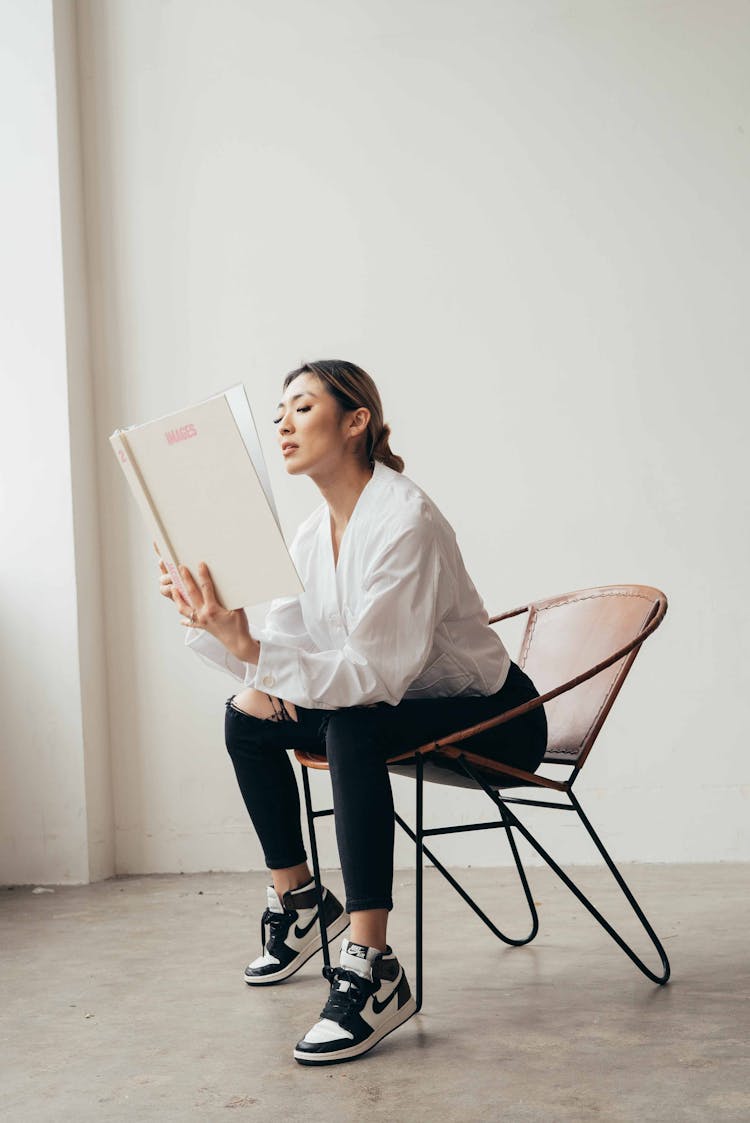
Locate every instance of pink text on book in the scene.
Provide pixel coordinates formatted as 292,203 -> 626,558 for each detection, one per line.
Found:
166,424 -> 198,445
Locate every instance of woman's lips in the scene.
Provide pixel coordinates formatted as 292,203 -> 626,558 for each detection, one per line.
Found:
282,445 -> 299,457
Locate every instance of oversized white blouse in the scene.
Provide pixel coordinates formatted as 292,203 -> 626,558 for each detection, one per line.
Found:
184,460 -> 510,709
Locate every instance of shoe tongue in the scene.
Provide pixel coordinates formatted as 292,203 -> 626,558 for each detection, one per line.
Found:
339,938 -> 381,980
266,885 -> 284,914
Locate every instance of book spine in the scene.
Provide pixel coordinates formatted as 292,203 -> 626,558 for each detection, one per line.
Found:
109,431 -> 189,599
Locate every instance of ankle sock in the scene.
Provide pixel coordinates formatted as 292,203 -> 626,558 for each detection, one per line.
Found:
339,938 -> 388,981
267,877 -> 317,914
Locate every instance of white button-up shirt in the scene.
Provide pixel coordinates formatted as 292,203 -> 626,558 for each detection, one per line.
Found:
185,460 -> 510,709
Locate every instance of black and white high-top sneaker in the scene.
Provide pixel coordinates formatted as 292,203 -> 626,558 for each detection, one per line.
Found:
243,880 -> 350,986
293,937 -> 417,1064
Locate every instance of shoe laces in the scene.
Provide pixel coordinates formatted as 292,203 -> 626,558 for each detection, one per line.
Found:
260,907 -> 294,954
320,965 -> 375,1019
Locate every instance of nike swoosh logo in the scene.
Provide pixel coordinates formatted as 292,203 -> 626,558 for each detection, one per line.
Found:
371,972 -> 402,1015
294,914 -> 320,940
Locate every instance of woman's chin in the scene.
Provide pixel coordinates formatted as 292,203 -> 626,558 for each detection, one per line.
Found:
283,458 -> 306,475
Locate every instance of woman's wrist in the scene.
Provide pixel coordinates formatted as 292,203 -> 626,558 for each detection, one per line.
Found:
232,635 -> 261,665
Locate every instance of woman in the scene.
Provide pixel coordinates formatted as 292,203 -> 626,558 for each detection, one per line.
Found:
158,359 -> 547,1066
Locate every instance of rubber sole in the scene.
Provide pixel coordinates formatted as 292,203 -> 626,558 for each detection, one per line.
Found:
293,995 -> 418,1064
244,911 -> 351,986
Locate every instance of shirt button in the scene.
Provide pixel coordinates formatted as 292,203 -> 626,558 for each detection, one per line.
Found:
262,673 -> 275,688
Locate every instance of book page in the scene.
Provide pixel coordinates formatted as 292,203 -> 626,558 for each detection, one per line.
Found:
223,384 -> 281,530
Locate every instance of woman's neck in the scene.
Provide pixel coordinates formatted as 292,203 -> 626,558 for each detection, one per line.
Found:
313,458 -> 374,535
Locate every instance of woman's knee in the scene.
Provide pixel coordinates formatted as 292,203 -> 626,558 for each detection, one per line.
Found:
229,688 -> 298,722
325,708 -> 387,770
223,695 -> 278,760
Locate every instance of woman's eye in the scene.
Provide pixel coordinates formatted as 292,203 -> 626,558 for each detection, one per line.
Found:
272,404 -> 311,425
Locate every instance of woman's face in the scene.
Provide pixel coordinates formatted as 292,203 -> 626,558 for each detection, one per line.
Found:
273,372 -> 368,477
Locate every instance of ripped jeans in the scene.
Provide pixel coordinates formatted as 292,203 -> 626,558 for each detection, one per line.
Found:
223,660 -> 547,914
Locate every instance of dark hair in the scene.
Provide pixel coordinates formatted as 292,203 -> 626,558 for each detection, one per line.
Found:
282,359 -> 405,473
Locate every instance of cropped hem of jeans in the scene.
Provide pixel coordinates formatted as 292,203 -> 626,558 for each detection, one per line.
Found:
345,895 -> 394,913
265,849 -> 308,870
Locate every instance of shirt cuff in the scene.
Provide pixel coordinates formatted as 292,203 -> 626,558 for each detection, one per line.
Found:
252,639 -> 331,708
254,637 -> 294,693
184,626 -> 256,684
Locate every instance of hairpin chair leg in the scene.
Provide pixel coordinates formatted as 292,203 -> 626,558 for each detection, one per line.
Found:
301,766 -> 332,971
415,753 -> 424,1012
394,770 -> 539,949
459,760 -> 671,985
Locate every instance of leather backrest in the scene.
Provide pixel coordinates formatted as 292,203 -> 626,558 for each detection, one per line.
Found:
518,586 -> 661,765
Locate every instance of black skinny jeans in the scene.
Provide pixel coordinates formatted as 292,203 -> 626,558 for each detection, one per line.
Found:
223,660 -> 547,914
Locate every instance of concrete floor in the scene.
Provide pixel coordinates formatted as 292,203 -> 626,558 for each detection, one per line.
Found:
1,862 -> 748,1123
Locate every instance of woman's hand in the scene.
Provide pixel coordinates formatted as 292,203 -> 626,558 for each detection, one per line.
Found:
180,562 -> 261,665
154,543 -> 260,664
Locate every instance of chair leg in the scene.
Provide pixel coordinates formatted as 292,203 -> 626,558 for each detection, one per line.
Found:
394,759 -> 540,950
394,814 -> 539,948
301,767 -> 332,971
415,754 -> 424,1012
495,796 -> 541,942
567,788 -> 671,985
461,761 -> 671,985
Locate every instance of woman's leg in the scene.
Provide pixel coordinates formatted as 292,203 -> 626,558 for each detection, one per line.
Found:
324,708 -> 395,951
224,689 -> 326,894
321,663 -> 547,950
293,704 -> 431,1065
226,691 -> 352,988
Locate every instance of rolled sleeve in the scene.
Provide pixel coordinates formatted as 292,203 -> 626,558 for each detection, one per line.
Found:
254,517 -> 441,709
258,594 -> 318,653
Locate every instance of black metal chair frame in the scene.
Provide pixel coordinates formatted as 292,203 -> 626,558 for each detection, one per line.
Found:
297,586 -> 671,1011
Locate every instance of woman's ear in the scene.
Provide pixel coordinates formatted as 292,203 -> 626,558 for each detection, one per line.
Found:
348,407 -> 371,437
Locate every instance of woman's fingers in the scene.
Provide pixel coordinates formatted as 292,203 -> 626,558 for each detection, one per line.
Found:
160,576 -> 188,607
178,565 -> 202,609
155,545 -> 197,621
179,561 -> 224,612
171,587 -> 193,615
158,557 -> 213,624
196,562 -> 222,610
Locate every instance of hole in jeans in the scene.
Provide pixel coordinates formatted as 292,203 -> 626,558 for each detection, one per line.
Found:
227,694 -> 295,723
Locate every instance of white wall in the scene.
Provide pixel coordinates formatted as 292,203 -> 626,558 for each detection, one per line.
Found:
2,0 -> 748,884
0,0 -> 113,884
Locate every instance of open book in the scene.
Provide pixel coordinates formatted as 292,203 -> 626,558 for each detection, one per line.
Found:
110,385 -> 303,609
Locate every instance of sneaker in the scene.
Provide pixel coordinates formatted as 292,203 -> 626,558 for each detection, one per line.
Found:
244,880 -> 350,986
293,937 -> 417,1064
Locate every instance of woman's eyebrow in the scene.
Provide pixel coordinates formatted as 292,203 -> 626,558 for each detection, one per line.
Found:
275,391 -> 318,410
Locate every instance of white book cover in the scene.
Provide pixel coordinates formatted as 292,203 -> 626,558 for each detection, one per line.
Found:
110,385 -> 303,609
